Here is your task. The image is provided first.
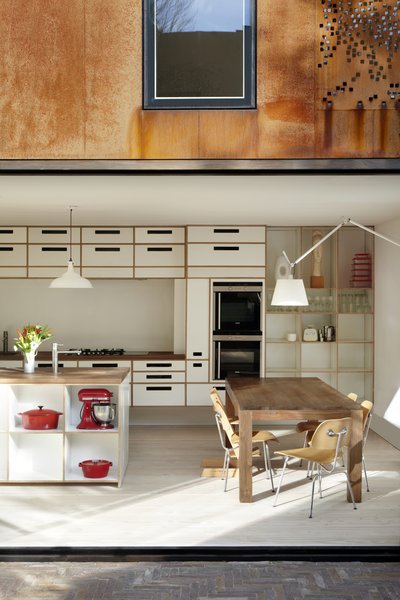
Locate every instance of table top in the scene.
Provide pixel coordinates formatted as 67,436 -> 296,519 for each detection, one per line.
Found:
225,377 -> 362,417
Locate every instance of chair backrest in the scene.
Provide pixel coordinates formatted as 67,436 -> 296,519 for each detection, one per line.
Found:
310,417 -> 352,457
360,400 -> 373,442
210,388 -> 239,456
347,392 -> 358,402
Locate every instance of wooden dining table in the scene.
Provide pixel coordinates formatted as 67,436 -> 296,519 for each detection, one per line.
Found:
225,376 -> 364,503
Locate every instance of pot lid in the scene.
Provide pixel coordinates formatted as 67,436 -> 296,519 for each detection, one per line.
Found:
19,405 -> 63,416
79,459 -> 113,466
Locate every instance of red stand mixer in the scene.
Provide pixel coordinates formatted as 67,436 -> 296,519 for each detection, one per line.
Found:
77,388 -> 116,429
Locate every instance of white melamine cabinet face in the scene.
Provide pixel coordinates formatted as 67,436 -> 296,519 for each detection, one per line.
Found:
135,245 -> 184,267
135,267 -> 185,279
82,227 -> 133,244
187,227 -> 265,243
133,360 -> 185,372
9,433 -> 64,481
78,361 -> 132,382
186,279 -> 210,360
0,434 -> 7,479
0,245 -> 26,266
133,371 -> 186,383
81,267 -> 134,278
28,244 -> 81,266
28,227 -> 80,244
0,227 -> 27,243
82,245 -> 133,267
0,361 -> 22,368
187,244 -> 265,267
135,227 -> 185,244
186,383 -> 212,406
186,361 -> 209,382
132,383 -> 185,406
36,360 -> 78,370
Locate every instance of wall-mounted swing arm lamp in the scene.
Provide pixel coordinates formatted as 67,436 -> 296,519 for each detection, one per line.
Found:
271,217 -> 400,306
49,207 -> 93,289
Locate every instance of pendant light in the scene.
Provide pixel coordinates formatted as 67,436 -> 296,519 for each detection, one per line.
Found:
49,207 -> 93,289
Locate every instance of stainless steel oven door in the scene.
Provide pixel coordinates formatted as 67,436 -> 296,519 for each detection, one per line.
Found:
213,337 -> 261,381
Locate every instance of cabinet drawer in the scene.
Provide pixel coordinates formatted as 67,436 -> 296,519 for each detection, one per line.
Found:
133,360 -> 185,372
82,227 -> 133,244
82,245 -> 133,267
0,267 -> 27,278
81,267 -> 134,279
135,227 -> 185,244
135,267 -> 185,279
187,244 -> 265,267
133,371 -> 185,383
133,384 -> 185,406
135,245 -> 184,267
186,361 -> 209,382
186,383 -> 213,406
36,360 -> 78,369
188,226 -> 265,243
29,245 -> 80,266
79,360 -> 132,382
28,227 -> 80,244
0,227 -> 27,243
0,245 -> 26,266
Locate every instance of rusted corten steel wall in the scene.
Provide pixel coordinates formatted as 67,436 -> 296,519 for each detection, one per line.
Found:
0,0 -> 398,159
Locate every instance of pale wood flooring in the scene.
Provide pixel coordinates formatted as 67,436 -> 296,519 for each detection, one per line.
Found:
0,426 -> 399,548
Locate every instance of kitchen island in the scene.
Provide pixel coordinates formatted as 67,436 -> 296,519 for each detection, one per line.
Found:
0,367 -> 130,486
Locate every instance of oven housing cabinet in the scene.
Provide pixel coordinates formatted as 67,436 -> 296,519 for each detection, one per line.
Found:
212,281 -> 264,381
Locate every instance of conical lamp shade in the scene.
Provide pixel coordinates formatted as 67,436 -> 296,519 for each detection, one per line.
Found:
271,277 -> 308,306
49,260 -> 93,289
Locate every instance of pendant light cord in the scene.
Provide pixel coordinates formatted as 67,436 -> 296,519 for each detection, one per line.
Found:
69,207 -> 73,262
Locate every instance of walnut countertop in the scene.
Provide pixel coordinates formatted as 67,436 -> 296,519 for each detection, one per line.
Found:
0,367 -> 131,384
0,352 -> 185,361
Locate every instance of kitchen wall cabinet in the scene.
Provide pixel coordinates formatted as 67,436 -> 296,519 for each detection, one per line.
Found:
187,227 -> 265,243
28,227 -> 80,244
82,227 -> 134,244
135,227 -> 185,244
0,227 -> 27,244
186,279 -> 210,360
134,245 -> 185,279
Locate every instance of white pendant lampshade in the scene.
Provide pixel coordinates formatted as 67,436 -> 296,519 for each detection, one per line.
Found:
49,260 -> 92,288
49,207 -> 93,289
271,277 -> 308,306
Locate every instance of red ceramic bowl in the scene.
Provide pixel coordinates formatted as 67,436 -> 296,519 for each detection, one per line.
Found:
79,459 -> 113,478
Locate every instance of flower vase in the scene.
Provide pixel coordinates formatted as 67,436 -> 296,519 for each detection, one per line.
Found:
23,352 -> 36,374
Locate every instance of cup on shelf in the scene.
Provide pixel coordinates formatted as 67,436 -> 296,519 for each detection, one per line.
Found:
287,333 -> 297,342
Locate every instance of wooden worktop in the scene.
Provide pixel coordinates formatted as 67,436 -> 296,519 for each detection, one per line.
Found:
0,352 -> 185,361
0,367 -> 130,384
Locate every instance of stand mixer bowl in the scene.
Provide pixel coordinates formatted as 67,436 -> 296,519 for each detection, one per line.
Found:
92,402 -> 116,427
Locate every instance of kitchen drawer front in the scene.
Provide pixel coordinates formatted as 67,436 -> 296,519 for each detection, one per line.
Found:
28,244 -> 81,266
81,267 -> 134,278
82,245 -> 133,267
187,266 -> 266,278
186,383 -> 212,406
134,267 -> 185,279
135,245 -> 184,267
187,226 -> 265,243
133,384 -> 185,406
28,267 -> 80,278
187,243 -> 265,267
135,227 -> 185,244
36,360 -> 78,369
82,227 -> 133,244
133,371 -> 185,383
79,360 -> 132,382
28,227 -> 80,244
133,360 -> 185,372
0,267 -> 27,278
186,361 -> 209,382
0,245 -> 26,266
0,360 -> 22,368
0,227 -> 27,243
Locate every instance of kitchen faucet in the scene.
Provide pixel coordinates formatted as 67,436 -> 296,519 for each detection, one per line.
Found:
52,343 -> 81,374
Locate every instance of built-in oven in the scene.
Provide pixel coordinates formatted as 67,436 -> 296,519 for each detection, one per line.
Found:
213,336 -> 261,381
213,282 -> 262,335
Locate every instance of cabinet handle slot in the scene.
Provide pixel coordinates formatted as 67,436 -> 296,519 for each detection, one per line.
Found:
193,352 -> 202,357
41,230 -> 68,235
95,230 -> 121,235
95,247 -> 121,252
215,386 -> 225,391
146,363 -> 172,368
146,230 -> 173,235
0,247 -> 13,251
146,386 -> 172,391
38,363 -> 64,368
0,230 -> 14,234
92,363 -> 118,368
146,374 -> 172,379
213,246 -> 239,251
41,247 -> 67,252
193,363 -> 203,368
146,247 -> 173,252
213,228 -> 239,234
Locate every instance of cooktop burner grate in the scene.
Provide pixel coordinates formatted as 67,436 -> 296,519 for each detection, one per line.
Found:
69,348 -> 125,356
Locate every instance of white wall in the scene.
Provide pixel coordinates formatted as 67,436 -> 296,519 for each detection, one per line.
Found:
374,216 -> 400,448
0,279 -> 174,351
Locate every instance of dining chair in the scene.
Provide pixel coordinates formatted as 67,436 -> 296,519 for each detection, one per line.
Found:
210,388 -> 278,492
359,400 -> 373,492
273,417 -> 357,518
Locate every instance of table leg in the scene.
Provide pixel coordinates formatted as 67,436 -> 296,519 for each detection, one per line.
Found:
348,408 -> 363,503
239,410 -> 253,503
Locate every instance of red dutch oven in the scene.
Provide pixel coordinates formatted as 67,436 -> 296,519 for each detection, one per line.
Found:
79,459 -> 113,478
18,405 -> 63,430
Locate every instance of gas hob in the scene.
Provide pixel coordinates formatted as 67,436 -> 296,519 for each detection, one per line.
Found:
69,348 -> 125,356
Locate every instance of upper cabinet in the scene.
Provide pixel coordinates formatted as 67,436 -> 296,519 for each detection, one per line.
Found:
82,227 -> 134,244
134,227 -> 185,279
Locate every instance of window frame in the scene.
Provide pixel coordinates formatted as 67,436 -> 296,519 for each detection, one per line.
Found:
143,0 -> 256,110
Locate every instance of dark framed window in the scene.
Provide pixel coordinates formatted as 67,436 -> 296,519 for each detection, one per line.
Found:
143,0 -> 256,109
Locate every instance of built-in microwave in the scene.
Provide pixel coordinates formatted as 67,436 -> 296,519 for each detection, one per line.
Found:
213,336 -> 261,381
213,282 -> 262,335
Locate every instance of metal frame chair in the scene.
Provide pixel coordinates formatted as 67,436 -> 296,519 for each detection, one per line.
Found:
273,417 -> 357,518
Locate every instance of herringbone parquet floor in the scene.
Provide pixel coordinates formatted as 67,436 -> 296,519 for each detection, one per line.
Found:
0,561 -> 399,600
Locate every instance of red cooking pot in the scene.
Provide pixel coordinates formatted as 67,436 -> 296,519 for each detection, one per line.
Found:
18,405 -> 63,430
79,459 -> 113,478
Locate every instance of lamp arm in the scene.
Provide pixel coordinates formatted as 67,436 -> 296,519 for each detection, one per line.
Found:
290,220 -> 348,269
347,219 -> 400,249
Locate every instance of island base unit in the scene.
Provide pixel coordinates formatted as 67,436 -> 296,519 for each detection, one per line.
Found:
0,367 -> 130,487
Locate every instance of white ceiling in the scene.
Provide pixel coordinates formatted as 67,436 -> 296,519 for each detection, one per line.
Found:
0,174 -> 399,226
